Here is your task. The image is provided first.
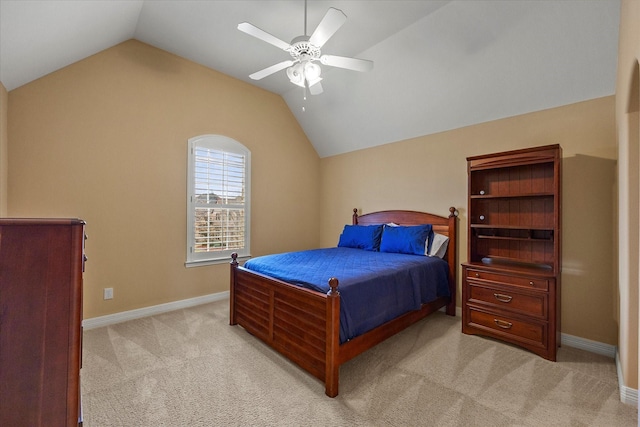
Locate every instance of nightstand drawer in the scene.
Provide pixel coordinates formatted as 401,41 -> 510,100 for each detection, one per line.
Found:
465,269 -> 549,291
466,283 -> 547,319
466,307 -> 546,348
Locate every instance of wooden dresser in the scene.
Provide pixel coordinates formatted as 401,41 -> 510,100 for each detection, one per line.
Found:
462,145 -> 561,361
0,219 -> 86,426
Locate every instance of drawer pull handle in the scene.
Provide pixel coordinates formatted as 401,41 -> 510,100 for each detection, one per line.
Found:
529,281 -> 534,286
493,293 -> 513,303
494,319 -> 513,329
475,273 -> 480,278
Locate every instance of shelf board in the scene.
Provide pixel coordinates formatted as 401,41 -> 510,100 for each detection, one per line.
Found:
463,259 -> 556,277
475,235 -> 553,242
470,224 -> 554,231
484,255 -> 554,265
470,192 -> 555,199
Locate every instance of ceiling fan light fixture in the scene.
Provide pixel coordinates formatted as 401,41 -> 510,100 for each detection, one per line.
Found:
304,61 -> 322,82
286,63 -> 306,87
287,61 -> 322,88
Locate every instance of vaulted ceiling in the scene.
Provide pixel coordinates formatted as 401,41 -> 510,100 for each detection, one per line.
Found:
0,0 -> 620,157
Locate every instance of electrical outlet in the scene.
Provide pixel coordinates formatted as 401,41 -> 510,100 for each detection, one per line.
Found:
103,288 -> 113,300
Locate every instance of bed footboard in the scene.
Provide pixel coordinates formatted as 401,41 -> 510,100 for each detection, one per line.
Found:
229,207 -> 458,397
230,253 -> 341,397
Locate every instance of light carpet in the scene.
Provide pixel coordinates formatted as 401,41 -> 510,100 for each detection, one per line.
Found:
81,300 -> 637,426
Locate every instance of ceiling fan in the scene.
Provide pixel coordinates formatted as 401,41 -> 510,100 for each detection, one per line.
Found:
237,0 -> 373,96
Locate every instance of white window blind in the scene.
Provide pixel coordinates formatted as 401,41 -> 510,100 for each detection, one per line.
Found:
187,135 -> 250,266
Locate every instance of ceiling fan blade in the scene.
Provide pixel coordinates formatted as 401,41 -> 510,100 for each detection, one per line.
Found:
309,8 -> 347,48
309,81 -> 323,95
249,60 -> 294,80
320,55 -> 374,72
238,22 -> 291,51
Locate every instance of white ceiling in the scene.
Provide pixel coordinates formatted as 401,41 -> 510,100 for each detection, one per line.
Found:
0,0 -> 621,158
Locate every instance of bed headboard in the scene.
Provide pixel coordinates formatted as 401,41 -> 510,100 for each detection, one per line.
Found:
352,207 -> 458,307
353,207 -> 457,237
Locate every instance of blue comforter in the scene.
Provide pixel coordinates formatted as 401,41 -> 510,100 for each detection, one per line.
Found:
243,247 -> 450,343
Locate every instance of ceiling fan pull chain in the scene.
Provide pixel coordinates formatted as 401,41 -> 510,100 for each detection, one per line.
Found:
302,85 -> 307,112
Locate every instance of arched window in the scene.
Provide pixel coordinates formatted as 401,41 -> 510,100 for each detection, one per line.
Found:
186,135 -> 251,266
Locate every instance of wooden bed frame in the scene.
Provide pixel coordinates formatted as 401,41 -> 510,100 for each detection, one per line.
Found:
229,207 -> 457,397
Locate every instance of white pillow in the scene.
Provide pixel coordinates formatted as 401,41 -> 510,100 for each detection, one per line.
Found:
427,233 -> 449,258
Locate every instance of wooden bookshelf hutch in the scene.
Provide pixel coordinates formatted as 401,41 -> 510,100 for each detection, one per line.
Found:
462,144 -> 562,361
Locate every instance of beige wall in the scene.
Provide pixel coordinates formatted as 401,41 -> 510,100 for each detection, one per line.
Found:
0,81 -> 7,216
7,40 -> 320,319
616,0 -> 640,392
320,96 -> 618,345
3,23 -> 630,370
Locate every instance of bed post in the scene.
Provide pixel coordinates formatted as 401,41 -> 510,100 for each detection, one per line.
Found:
446,207 -> 457,316
325,277 -> 340,397
229,253 -> 238,325
352,208 -> 359,225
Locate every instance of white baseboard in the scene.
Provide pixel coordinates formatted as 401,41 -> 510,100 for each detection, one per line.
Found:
561,333 -> 637,407
616,350 -> 639,407
560,333 -> 617,358
82,291 -> 229,330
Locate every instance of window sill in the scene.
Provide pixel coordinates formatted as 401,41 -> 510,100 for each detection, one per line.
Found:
185,255 -> 251,268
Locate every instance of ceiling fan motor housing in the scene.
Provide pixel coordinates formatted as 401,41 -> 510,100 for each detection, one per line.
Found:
289,36 -> 321,61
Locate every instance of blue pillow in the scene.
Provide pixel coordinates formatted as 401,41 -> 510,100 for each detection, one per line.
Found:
380,224 -> 433,255
337,225 -> 384,251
